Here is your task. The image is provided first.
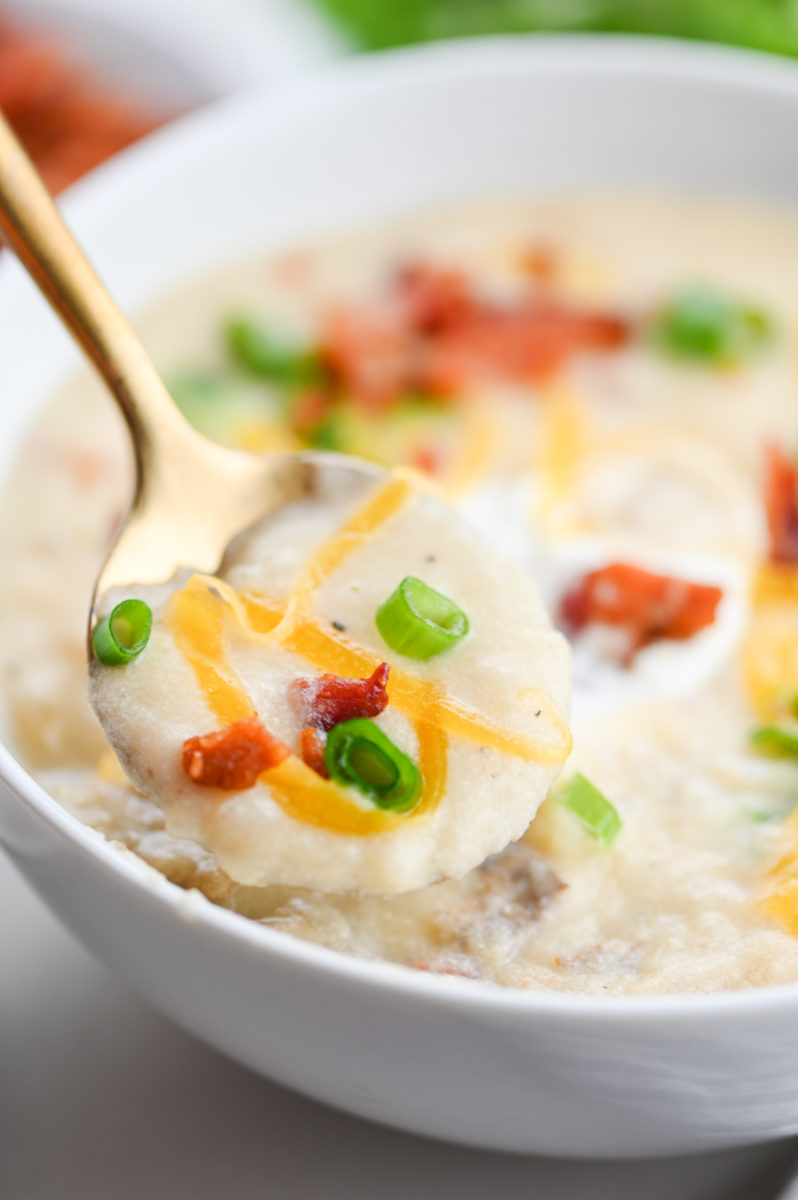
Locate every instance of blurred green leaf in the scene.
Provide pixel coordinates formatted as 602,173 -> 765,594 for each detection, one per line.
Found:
315,0 -> 798,56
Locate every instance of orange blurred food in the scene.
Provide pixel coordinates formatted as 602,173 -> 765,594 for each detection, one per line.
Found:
182,717 -> 291,790
559,561 -> 723,659
0,15 -> 167,195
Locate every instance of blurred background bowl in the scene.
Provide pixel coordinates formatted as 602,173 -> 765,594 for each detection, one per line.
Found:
2,0 -> 343,104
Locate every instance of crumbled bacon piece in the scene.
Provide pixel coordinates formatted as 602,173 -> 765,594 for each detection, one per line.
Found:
419,303 -> 629,391
290,662 -> 391,732
559,562 -> 723,658
321,264 -> 630,406
301,728 -> 329,778
321,309 -> 412,409
764,443 -> 798,564
182,717 -> 289,791
395,263 -> 472,333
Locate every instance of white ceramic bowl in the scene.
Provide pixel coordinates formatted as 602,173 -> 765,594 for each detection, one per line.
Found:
3,37 -> 798,1160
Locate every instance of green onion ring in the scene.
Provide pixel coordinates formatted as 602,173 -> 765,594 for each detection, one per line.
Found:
556,772 -> 621,846
375,575 -> 469,660
324,718 -> 422,813
92,598 -> 153,666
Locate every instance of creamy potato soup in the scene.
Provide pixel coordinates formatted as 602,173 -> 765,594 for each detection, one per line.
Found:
4,194 -> 798,994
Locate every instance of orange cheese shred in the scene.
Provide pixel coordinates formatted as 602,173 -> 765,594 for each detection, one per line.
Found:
278,470 -> 418,632
743,564 -> 798,719
167,581 -> 254,725
757,808 -> 798,935
747,564 -> 798,930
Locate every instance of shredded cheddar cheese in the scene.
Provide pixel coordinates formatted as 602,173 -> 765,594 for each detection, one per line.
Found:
757,808 -> 798,934
743,565 -> 798,719
168,582 -> 254,725
758,878 -> 798,937
266,723 -> 447,836
748,566 -> 798,929
443,401 -> 500,499
280,470 -> 417,630
534,385 -> 590,529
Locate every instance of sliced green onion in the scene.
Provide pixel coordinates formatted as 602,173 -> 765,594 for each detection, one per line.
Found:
324,718 -> 422,812
92,599 -> 152,666
225,317 -> 322,387
651,286 -> 773,365
750,724 -> 798,759
556,772 -> 621,846
376,575 -> 469,660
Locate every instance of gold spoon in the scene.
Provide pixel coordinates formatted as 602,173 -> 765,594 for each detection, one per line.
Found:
0,112 -> 371,629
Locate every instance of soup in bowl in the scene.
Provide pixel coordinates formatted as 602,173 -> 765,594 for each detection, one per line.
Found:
3,37 -> 798,1157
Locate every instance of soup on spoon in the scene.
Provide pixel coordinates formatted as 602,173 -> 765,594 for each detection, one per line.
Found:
89,463 -> 571,894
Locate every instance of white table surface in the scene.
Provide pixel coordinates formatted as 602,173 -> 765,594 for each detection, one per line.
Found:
2,850 -> 797,1200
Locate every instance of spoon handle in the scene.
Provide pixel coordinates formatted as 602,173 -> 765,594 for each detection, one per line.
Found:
0,111 -> 186,487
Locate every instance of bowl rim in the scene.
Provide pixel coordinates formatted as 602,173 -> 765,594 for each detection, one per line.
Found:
5,31 -> 798,1022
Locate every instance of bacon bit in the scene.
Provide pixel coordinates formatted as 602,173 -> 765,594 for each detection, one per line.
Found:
301,728 -> 329,778
395,263 -> 472,333
321,265 -> 630,406
559,562 -> 723,657
321,309 -> 412,409
290,662 -> 391,732
765,443 -> 798,564
420,304 -> 629,391
182,717 -> 289,791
